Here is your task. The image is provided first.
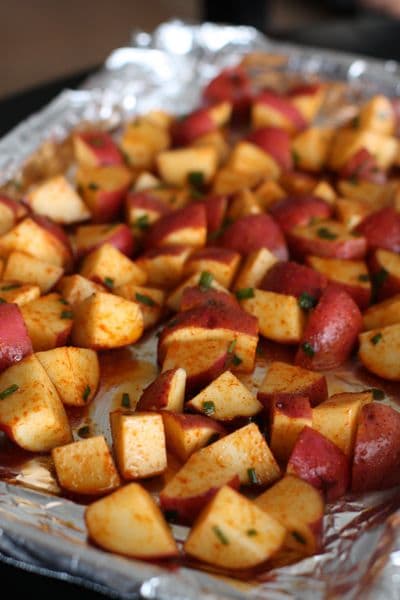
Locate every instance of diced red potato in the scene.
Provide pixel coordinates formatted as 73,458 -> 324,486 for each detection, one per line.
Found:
162,412 -> 226,462
339,148 -> 385,184
288,82 -> 325,122
144,203 -> 207,250
335,197 -> 373,231
0,195 -> 24,235
80,243 -> 146,289
355,207 -> 400,253
125,191 -> 171,233
202,194 -> 228,235
0,303 -> 33,372
287,220 -> 367,261
56,274 -> 105,308
203,66 -> 253,120
136,245 -> 193,289
279,170 -> 318,196
114,283 -> 165,329
363,295 -> 400,330
359,324 -> 400,380
26,175 -> 90,224
246,126 -> 292,170
233,248 -> 277,291
171,108 -> 216,146
20,293 -> 74,351
261,261 -> 327,301
252,90 -> 307,133
76,165 -> 133,223
120,118 -> 170,169
184,247 -> 241,288
226,141 -> 280,180
166,272 -> 228,312
180,287 -> 239,312
75,223 -> 135,258
73,130 -> 123,167
136,368 -> 186,413
358,95 -> 396,135
0,282 -> 40,306
219,214 -> 288,260
329,128 -> 397,171
269,395 -> 313,463
156,146 -> 218,187
290,127 -> 334,172
3,251 -> 64,293
369,248 -> 400,300
268,195 -> 332,234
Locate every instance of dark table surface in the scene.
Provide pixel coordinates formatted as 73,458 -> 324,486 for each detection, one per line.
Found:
1,14 -> 400,597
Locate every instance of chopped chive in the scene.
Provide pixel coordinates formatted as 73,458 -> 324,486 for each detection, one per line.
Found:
349,174 -> 359,185
358,273 -> 370,282
167,318 -> 178,328
0,384 -> 19,400
77,425 -> 90,438
190,188 -> 204,200
298,292 -> 317,310
317,227 -> 337,240
164,509 -> 179,522
199,271 -> 213,290
291,530 -> 307,545
135,292 -> 156,307
247,467 -> 259,485
188,171 -> 205,189
235,288 -> 255,300
121,392 -> 131,408
212,525 -> 229,545
0,283 -> 21,291
371,332 -> 382,345
103,276 -> 114,289
232,354 -> 242,366
256,344 -> 264,356
88,182 -> 99,191
301,342 -> 315,357
227,339 -> 237,354
372,268 -> 388,302
352,115 -> 360,129
246,529 -> 258,537
207,432 -> 220,445
291,149 -> 300,167
60,310 -> 73,319
134,214 -> 150,230
82,385 -> 91,402
372,388 -> 385,400
59,298 -> 69,305
202,400 -> 215,416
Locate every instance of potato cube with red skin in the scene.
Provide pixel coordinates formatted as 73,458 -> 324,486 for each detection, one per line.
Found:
369,248 -> 400,300
359,324 -> 400,381
255,475 -> 324,557
269,195 -> 332,234
3,251 -> 63,293
226,188 -> 262,222
142,184 -> 191,210
203,66 -> 252,121
166,272 -> 228,312
114,283 -> 165,329
132,171 -> 161,192
313,180 -> 336,205
76,165 -> 133,223
75,224 -> 134,260
261,261 -> 327,301
0,354 -> 71,452
71,292 -> 143,350
212,166 -> 262,196
125,191 -> 170,233
241,290 -> 305,344
73,130 -> 123,168
0,217 -> 72,268
180,287 -> 239,312
307,256 -> 371,310
295,286 -> 362,370
0,303 -> 32,372
26,175 -> 90,224
144,204 -> 207,250
269,396 -> 312,463
335,197 -> 372,231
56,274 -> 105,308
219,214 -> 288,260
0,195 -> 25,235
358,95 -> 395,135
110,411 -> 167,480
202,194 -> 228,235
352,403 -> 400,493
233,248 -> 277,291
291,127 -> 334,172
339,148 -> 385,185
313,391 -> 372,457
257,361 -> 328,408
337,178 -> 389,207
186,371 -> 262,421
171,108 -> 216,146
36,347 -> 99,407
158,304 -> 258,373
287,220 -> 367,261
355,207 -> 400,253
157,146 -> 218,187
0,282 -> 40,306
184,247 -> 240,288
80,243 -> 146,289
254,179 -> 286,210
227,141 -> 281,179
160,423 -> 279,523
252,90 -> 307,133
288,82 -> 325,122
162,338 -> 230,393
85,483 -> 178,559
136,368 -> 186,413
136,245 -> 192,289
162,412 -> 226,462
21,293 -> 73,351
246,126 -> 292,171
184,486 -> 286,570
287,426 -> 349,502
52,435 -> 120,495
363,295 -> 400,330
121,119 -> 170,169
329,128 -> 397,171
192,130 -> 230,164
280,170 -> 317,196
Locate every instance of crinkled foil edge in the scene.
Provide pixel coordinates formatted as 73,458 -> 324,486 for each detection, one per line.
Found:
0,19 -> 400,600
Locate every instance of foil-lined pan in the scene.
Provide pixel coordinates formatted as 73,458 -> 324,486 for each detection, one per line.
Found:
0,19 -> 400,599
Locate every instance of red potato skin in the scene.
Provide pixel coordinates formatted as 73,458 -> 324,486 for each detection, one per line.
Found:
219,214 -> 288,260
144,204 -> 207,250
288,83 -> 321,97
164,412 -> 226,436
352,403 -> 400,493
188,246 -> 239,265
171,108 -> 216,146
125,192 -> 171,219
75,131 -> 123,166
258,378 -> 328,410
203,66 -> 252,121
287,426 -> 349,502
280,171 -> 318,196
159,474 -> 240,525
295,285 -> 363,370
180,287 -> 240,312
77,224 -> 135,259
136,369 -> 181,411
339,148 -> 386,185
287,229 -> 367,261
0,304 -> 33,372
321,280 -> 371,311
261,261 -> 327,300
32,215 -> 74,260
0,195 -> 25,220
269,196 -> 333,234
89,186 -> 130,224
369,251 -> 400,300
255,91 -> 307,130
269,395 -> 312,420
203,194 -> 228,234
246,127 -> 292,170
355,208 -> 400,253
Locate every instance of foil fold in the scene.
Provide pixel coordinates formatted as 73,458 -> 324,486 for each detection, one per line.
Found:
0,19 -> 400,599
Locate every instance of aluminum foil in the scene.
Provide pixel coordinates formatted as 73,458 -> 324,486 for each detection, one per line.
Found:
0,19 -> 400,599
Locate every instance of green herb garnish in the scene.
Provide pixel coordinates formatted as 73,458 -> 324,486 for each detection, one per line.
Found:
60,310 -> 73,319
135,292 -> 156,307
371,332 -> 382,345
301,342 -> 315,357
352,115 -> 360,129
298,292 -> 317,310
227,340 -> 237,354
121,392 -> 131,408
188,171 -> 205,189
88,182 -> 99,191
358,273 -> 370,282
246,529 -> 258,537
247,467 -> 259,485
202,400 -> 215,416
212,525 -> 229,545
134,214 -> 150,231
82,385 -> 91,402
199,271 -> 213,290
235,288 -> 255,300
292,149 -> 300,167
371,268 -> 388,302
59,298 -> 69,305
317,227 -> 337,240
372,388 -> 385,400
164,509 -> 179,522
292,530 -> 307,545
0,384 -> 19,400
77,425 -> 90,438
232,354 -> 242,366
103,277 -> 114,289
0,284 -> 21,291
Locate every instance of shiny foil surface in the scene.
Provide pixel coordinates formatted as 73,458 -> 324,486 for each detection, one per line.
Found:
0,19 -> 400,600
